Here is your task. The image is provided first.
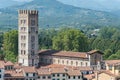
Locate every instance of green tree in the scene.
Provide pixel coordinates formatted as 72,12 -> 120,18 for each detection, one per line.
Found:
103,49 -> 113,59
3,30 -> 18,62
52,28 -> 89,52
4,51 -> 16,62
3,30 -> 18,55
39,29 -> 57,49
0,33 -> 3,49
99,27 -> 117,39
112,30 -> 120,40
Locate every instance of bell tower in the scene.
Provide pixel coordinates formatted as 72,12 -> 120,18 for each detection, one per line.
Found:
18,10 -> 39,67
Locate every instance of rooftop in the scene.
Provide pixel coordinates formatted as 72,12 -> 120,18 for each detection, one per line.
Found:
105,60 -> 120,66
22,66 -> 37,73
39,50 -> 88,59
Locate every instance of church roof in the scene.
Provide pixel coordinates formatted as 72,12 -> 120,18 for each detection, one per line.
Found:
39,50 -> 88,59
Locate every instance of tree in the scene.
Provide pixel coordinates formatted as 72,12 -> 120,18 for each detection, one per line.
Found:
99,27 -> 117,39
103,49 -> 113,60
3,30 -> 18,62
108,50 -> 120,60
52,28 -> 89,52
3,30 -> 18,55
39,29 -> 57,49
0,33 -> 3,49
4,51 -> 16,62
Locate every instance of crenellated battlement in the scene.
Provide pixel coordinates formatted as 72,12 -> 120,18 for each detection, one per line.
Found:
18,10 -> 38,15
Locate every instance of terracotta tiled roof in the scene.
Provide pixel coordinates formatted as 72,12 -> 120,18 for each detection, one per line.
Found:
37,68 -> 51,75
40,63 -> 92,71
105,60 -> 120,65
39,50 -> 88,59
14,63 -> 22,69
37,67 -> 82,76
84,74 -> 95,80
4,61 -> 14,66
40,64 -> 65,68
51,68 -> 66,74
78,67 -> 92,71
5,70 -> 24,78
0,60 -> 14,68
68,70 -> 81,76
87,50 -> 104,55
22,66 -> 36,73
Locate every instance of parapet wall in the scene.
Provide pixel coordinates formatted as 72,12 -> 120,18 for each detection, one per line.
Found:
18,10 -> 38,15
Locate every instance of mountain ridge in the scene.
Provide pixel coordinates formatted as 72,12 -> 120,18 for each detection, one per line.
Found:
0,0 -> 120,30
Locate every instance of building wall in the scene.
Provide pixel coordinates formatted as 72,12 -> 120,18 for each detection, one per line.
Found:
0,68 -> 4,80
68,76 -> 83,80
51,73 -> 67,80
89,53 -> 102,70
105,63 -> 120,76
37,75 -> 51,80
37,74 -> 83,80
39,56 -> 90,67
89,53 -> 102,65
24,72 -> 37,80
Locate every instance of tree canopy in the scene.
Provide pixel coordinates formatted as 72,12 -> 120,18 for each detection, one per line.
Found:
3,30 -> 18,62
52,28 -> 89,52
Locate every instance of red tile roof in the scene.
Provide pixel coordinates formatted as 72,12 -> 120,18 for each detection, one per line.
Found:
22,66 -> 36,73
88,50 -> 104,55
51,68 -> 66,74
39,50 -> 88,59
4,61 -> 14,66
105,60 -> 120,65
37,68 -> 51,75
5,70 -> 24,78
68,70 -> 81,76
37,67 -> 82,76
84,74 -> 95,80
39,63 -> 92,71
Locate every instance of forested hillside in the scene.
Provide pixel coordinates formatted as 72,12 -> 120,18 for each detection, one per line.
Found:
0,0 -> 120,30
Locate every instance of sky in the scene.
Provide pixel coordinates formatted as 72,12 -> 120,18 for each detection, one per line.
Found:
13,0 -> 32,2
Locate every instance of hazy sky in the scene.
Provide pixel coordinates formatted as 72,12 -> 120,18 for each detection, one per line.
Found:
13,0 -> 32,2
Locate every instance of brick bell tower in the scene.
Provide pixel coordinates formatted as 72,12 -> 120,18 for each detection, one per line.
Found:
18,10 -> 39,67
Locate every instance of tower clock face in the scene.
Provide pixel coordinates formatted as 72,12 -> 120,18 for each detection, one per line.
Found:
31,36 -> 35,42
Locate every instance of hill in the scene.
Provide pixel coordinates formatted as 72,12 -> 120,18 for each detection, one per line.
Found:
0,0 -> 120,30
57,0 -> 120,12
